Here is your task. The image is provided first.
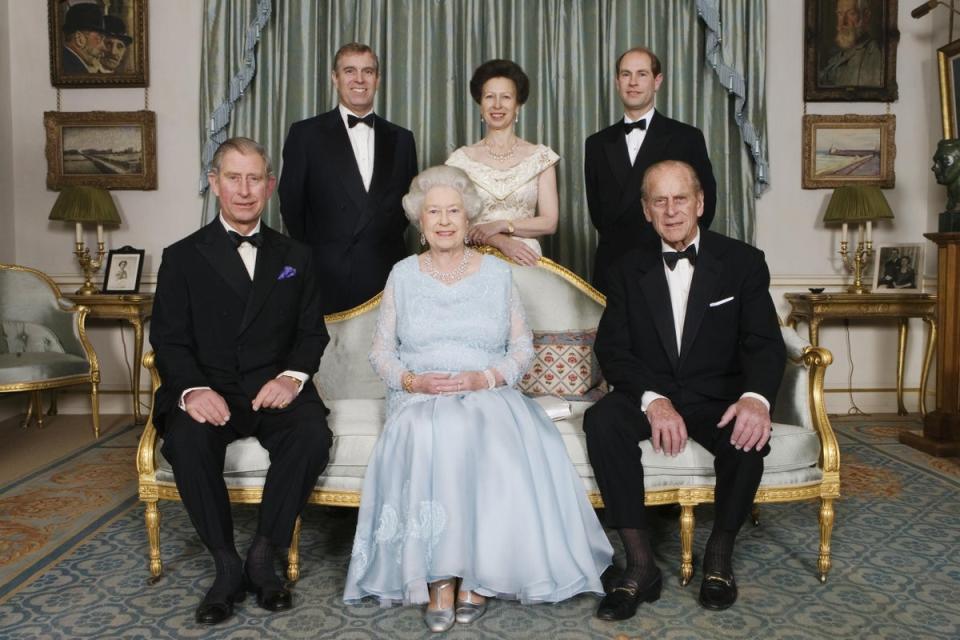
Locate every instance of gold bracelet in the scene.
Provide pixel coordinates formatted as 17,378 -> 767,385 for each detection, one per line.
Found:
506,221 -> 515,235
401,372 -> 416,393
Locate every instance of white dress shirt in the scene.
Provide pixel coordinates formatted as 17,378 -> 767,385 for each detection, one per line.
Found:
640,230 -> 770,413
177,216 -> 308,410
339,103 -> 375,191
625,107 -> 655,166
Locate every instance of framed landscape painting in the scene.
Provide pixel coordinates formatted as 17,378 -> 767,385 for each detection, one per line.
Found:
802,114 -> 896,189
44,111 -> 157,190
938,39 -> 960,138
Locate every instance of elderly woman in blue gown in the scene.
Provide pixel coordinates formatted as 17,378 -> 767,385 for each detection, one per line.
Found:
343,166 -> 612,632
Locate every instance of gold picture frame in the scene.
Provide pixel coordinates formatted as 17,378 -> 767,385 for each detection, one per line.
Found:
48,0 -> 148,88
937,39 -> 960,138
44,110 -> 157,191
801,114 -> 896,189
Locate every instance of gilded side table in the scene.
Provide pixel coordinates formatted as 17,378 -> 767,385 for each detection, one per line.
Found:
66,293 -> 153,424
784,292 -> 937,416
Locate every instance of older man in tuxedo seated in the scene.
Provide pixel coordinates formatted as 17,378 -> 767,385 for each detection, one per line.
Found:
584,160 -> 785,619
150,137 -> 331,625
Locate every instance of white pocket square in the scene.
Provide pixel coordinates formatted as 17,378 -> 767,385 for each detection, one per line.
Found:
709,296 -> 735,307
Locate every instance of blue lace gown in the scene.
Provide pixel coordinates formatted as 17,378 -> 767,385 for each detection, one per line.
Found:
343,255 -> 612,605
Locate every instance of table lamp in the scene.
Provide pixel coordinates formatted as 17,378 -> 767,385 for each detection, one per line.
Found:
48,186 -> 122,295
822,186 -> 894,293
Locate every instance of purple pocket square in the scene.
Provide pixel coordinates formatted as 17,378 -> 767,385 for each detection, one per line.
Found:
278,266 -> 297,281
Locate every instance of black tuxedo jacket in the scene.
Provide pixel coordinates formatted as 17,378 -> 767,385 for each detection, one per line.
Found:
278,108 -> 418,314
585,111 -> 717,294
150,221 -> 329,434
595,230 -> 784,411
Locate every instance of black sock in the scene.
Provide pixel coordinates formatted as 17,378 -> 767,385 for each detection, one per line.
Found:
245,535 -> 283,589
206,548 -> 243,601
703,528 -> 736,577
617,527 -> 658,587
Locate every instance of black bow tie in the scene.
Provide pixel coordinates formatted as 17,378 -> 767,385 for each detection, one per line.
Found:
228,230 -> 263,248
662,244 -> 697,270
623,119 -> 647,134
347,113 -> 375,128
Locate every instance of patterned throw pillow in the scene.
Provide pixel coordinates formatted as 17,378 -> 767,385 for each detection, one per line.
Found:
519,329 -> 607,401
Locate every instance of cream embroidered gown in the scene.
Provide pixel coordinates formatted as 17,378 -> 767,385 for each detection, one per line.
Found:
445,144 -> 560,256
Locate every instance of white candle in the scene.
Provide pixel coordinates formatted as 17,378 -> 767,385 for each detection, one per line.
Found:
857,222 -> 863,248
841,223 -> 848,244
97,224 -> 103,245
866,220 -> 872,244
75,222 -> 82,244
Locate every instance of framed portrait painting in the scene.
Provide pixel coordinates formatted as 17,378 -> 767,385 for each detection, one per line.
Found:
938,39 -> 960,138
48,0 -> 148,88
804,0 -> 899,101
44,110 -> 157,190
802,114 -> 896,189
103,246 -> 145,294
871,243 -> 923,293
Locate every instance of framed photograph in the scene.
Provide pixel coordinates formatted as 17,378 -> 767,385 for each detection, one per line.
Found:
48,0 -> 148,88
103,246 -> 145,293
938,39 -> 960,138
44,110 -> 157,190
802,114 -> 896,189
804,0 -> 899,101
871,243 -> 923,292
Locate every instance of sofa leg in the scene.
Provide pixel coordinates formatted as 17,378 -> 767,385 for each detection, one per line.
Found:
751,504 -> 761,527
286,516 -> 302,583
680,504 -> 695,586
20,392 -> 35,429
145,500 -> 162,578
818,497 -> 835,583
90,382 -> 100,439
33,392 -> 45,429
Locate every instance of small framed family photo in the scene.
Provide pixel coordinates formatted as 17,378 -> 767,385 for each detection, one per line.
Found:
103,246 -> 145,293
44,110 -> 157,190
801,114 -> 896,189
871,243 -> 923,293
48,0 -> 148,88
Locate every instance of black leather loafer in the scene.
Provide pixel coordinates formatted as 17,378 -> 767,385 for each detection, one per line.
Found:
253,584 -> 293,612
595,569 -> 662,621
600,565 -> 622,594
698,572 -> 738,610
195,586 -> 246,625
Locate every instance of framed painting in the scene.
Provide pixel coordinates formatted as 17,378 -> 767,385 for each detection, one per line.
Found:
802,114 -> 896,189
103,246 -> 145,293
48,0 -> 148,88
938,39 -> 960,138
871,243 -> 923,292
804,0 -> 899,101
44,110 -> 157,190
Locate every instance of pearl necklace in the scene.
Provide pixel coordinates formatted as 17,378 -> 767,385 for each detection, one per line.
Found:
423,248 -> 474,283
483,136 -> 518,161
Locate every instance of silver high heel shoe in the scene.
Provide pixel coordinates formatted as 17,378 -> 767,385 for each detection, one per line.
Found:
424,579 -> 455,633
455,590 -> 488,624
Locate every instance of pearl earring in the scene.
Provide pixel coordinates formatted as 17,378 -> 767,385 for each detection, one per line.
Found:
420,232 -> 426,246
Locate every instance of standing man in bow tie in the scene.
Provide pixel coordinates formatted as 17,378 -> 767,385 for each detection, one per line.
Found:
151,137 -> 331,625
585,46 -> 717,294
584,160 -> 784,619
279,42 -> 418,314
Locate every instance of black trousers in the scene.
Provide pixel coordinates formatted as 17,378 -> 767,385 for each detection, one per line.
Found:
583,391 -> 767,532
161,400 -> 331,552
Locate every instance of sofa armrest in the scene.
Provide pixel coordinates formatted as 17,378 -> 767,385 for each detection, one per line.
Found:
802,344 -> 840,474
136,351 -> 159,477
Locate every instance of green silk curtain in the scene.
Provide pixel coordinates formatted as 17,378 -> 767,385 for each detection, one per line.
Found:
200,0 -> 767,280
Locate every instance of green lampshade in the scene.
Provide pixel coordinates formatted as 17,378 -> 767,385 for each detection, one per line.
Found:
822,186 -> 894,224
48,186 -> 121,224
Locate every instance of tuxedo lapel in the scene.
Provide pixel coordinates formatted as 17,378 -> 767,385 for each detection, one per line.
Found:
353,118 -> 397,236
196,222 -> 251,302
637,254 -> 680,369
239,229 -> 287,335
679,237 -> 722,366
612,114 -> 671,226
324,111 -> 368,214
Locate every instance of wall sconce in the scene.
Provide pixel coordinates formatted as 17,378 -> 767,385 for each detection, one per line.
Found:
48,186 -> 121,295
822,186 -> 894,293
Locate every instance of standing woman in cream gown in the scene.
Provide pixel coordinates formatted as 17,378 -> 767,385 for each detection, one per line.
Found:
446,59 -> 559,266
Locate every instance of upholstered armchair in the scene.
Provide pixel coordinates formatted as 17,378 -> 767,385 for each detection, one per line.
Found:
0,264 -> 101,437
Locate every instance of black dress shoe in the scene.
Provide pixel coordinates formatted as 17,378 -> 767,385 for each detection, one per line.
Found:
600,565 -> 622,594
698,572 -> 738,610
595,569 -> 662,621
245,570 -> 293,612
195,585 -> 246,625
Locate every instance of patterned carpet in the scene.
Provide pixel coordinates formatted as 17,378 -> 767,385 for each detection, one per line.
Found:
0,417 -> 957,639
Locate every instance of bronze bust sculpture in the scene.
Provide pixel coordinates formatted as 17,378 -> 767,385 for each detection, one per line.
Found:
933,139 -> 960,231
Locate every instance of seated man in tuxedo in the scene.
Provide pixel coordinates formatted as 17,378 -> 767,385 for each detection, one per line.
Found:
584,160 -> 785,619
150,137 -> 331,625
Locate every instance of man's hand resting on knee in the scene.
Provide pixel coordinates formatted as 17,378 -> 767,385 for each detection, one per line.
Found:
252,376 -> 300,411
717,396 -> 771,452
183,389 -> 231,426
646,397 -> 688,456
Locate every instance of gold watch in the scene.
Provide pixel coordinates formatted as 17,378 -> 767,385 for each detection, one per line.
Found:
280,374 -> 303,391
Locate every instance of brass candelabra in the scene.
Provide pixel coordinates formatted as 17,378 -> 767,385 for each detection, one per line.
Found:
839,238 -> 873,294
74,240 -> 106,295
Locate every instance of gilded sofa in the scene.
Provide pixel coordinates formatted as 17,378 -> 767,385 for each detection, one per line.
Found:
137,254 -> 839,585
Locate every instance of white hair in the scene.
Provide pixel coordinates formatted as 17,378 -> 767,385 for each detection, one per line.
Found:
401,165 -> 483,228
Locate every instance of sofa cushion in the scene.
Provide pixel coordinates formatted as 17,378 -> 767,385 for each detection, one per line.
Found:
519,330 -> 607,401
0,352 -> 89,385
